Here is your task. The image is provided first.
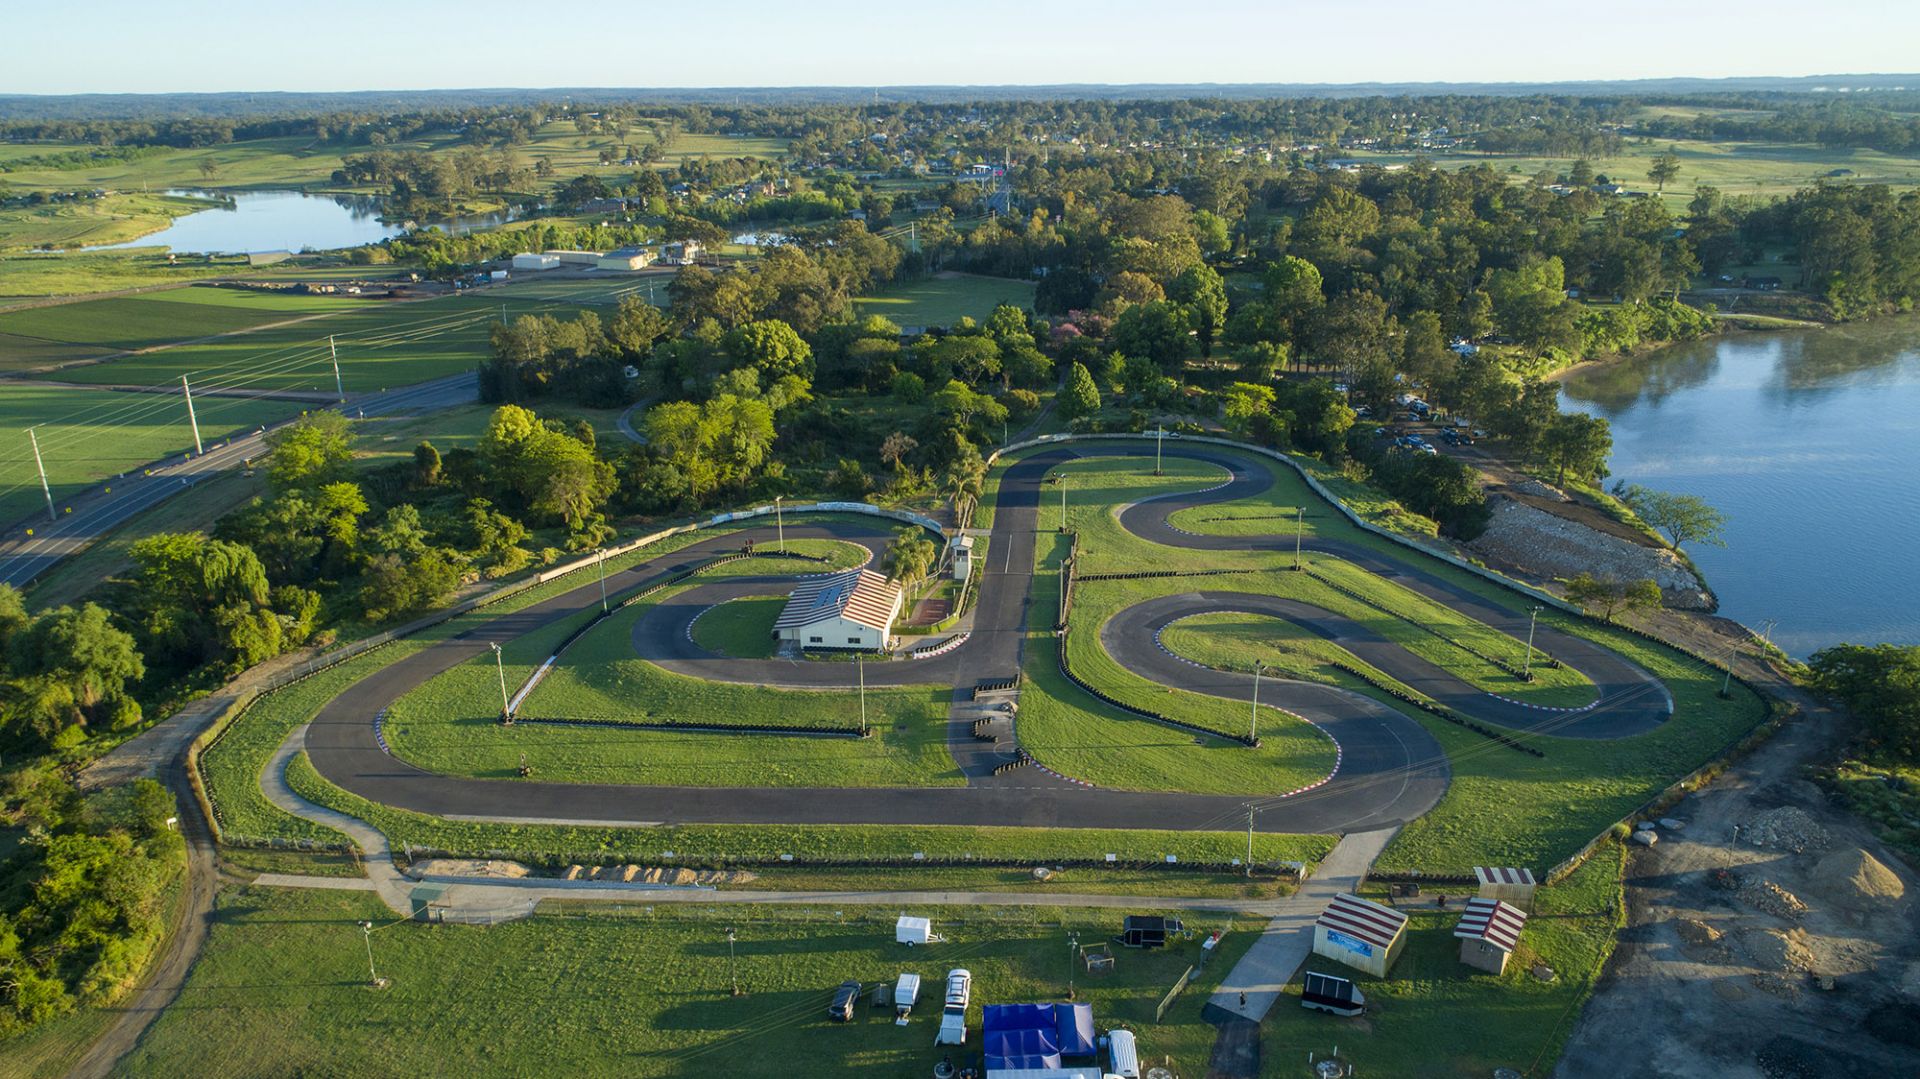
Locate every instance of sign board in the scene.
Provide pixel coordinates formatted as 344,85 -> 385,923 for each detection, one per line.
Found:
1325,929 -> 1375,958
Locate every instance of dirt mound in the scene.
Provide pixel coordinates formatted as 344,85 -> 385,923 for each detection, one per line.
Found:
1677,919 -> 1723,947
1740,879 -> 1811,921
1812,848 -> 1905,910
1743,807 -> 1830,853
633,866 -> 758,886
409,858 -> 531,879
1741,927 -> 1814,973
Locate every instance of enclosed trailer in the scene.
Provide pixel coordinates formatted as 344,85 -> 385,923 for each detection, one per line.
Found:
935,968 -> 971,1046
894,973 -> 922,1025
897,915 -> 940,946
1119,915 -> 1182,949
1105,1028 -> 1141,1078
1301,971 -> 1366,1017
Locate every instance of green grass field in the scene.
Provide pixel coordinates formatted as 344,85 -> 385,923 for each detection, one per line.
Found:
690,595 -> 785,658
0,286 -> 367,366
116,886 -> 1250,1079
0,191 -> 218,251
854,273 -> 1036,328
0,383 -> 299,527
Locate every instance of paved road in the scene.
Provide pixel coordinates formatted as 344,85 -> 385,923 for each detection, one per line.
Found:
0,372 -> 480,589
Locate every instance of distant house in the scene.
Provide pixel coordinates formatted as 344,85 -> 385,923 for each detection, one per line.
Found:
596,246 -> 654,272
659,240 -> 703,265
1747,275 -> 1784,291
773,568 -> 904,652
1593,182 -> 1629,196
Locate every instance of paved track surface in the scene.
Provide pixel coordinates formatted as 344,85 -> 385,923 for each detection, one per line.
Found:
302,442 -> 1669,835
0,372 -> 480,589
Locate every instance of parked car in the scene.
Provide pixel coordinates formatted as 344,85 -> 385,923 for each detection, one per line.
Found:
1416,443 -> 1438,455
828,980 -> 862,1021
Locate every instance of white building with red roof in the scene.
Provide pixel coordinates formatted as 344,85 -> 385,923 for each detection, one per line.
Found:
1311,893 -> 1409,978
773,567 -> 904,652
1453,896 -> 1529,974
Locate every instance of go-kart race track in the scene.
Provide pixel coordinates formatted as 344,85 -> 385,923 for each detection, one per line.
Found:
302,442 -> 1673,835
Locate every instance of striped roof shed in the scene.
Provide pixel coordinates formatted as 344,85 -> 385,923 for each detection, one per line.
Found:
773,568 -> 903,634
1314,893 -> 1408,951
1473,867 -> 1536,888
1453,897 -> 1528,953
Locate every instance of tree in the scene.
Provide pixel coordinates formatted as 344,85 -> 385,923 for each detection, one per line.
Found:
412,441 -> 442,487
1614,484 -> 1729,549
1219,382 -> 1276,434
1171,264 -> 1229,357
1647,153 -> 1682,193
1806,643 -> 1920,760
1059,362 -> 1101,421
882,528 -> 938,588
607,295 -> 672,357
879,432 -> 918,472
1564,573 -> 1663,623
724,319 -> 814,381
1538,412 -> 1613,486
1110,300 -> 1192,373
262,411 -> 354,491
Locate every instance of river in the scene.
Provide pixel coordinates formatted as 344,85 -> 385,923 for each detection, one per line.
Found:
1560,316 -> 1920,658
94,189 -> 517,254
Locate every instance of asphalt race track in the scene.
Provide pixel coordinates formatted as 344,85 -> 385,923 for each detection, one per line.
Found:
301,441 -> 1674,835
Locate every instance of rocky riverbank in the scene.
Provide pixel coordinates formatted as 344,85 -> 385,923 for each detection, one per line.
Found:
1469,495 -> 1715,610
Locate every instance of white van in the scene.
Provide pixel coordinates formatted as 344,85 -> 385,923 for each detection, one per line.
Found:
1105,1028 -> 1140,1079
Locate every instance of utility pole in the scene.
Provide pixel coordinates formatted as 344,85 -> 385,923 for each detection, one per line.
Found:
1523,606 -> 1543,680
1067,930 -> 1080,1000
857,654 -> 867,735
1293,506 -> 1304,570
328,336 -> 344,401
1247,805 -> 1255,878
490,641 -> 511,721
726,927 -> 742,995
181,377 -> 203,455
774,495 -> 786,553
1250,661 -> 1262,743
1154,425 -> 1164,475
597,549 -> 609,613
27,428 -> 54,522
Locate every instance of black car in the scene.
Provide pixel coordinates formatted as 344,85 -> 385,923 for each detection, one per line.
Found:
827,980 -> 862,1021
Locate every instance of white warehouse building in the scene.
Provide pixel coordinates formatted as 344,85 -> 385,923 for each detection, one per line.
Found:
773,568 -> 904,652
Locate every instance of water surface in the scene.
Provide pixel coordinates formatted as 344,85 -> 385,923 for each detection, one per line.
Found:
1561,316 -> 1920,657
95,189 -> 516,254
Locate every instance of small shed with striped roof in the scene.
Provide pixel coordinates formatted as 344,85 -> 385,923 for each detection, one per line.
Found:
1473,866 -> 1538,911
773,567 -> 904,652
1311,893 -> 1409,978
1453,897 -> 1529,974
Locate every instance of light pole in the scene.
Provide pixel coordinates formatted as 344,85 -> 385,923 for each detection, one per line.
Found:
1720,644 -> 1737,699
597,549 -> 609,613
1522,606 -> 1543,681
1293,506 -> 1304,570
726,927 -> 742,996
1154,425 -> 1165,475
1067,930 -> 1080,1000
1250,660 -> 1262,743
1246,804 -> 1256,878
857,654 -> 867,735
359,920 -> 381,987
773,495 -> 786,553
1049,474 -> 1068,533
490,641 -> 511,722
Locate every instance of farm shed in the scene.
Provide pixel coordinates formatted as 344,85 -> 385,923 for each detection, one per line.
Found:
1311,893 -> 1408,978
1453,897 -> 1529,975
774,567 -> 903,652
1474,866 -> 1538,911
510,252 -> 559,271
546,249 -> 603,266
596,246 -> 654,271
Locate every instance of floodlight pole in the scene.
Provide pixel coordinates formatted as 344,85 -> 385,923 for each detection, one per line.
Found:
329,336 -> 344,401
597,549 -> 609,613
28,428 -> 54,522
1247,805 -> 1255,878
1067,930 -> 1080,1000
1250,661 -> 1261,743
727,927 -> 742,995
359,921 -> 379,986
1293,506 -> 1304,570
181,377 -> 203,455
774,495 -> 786,553
857,654 -> 867,735
1155,425 -> 1164,475
491,641 -> 511,721
1523,606 -> 1542,681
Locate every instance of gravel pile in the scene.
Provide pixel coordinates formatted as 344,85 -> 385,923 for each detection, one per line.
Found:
1741,879 -> 1812,920
1743,807 -> 1831,853
1812,848 -> 1906,910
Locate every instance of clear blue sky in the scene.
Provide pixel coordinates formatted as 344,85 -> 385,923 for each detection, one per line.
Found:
8,0 -> 1917,95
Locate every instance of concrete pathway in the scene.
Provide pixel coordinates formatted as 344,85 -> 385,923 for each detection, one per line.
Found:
1204,826 -> 1399,1022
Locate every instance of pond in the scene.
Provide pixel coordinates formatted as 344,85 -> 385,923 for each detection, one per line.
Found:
94,189 -> 518,255
1560,316 -> 1920,657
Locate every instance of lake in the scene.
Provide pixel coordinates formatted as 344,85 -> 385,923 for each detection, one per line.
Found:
95,189 -> 516,255
1560,316 -> 1920,657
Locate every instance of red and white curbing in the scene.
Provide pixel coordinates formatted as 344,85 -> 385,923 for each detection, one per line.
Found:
372,708 -> 391,754
909,632 -> 970,659
1485,692 -> 1598,713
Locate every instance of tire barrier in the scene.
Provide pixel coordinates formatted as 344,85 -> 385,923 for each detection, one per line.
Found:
1300,565 -> 1564,678
1078,568 -> 1250,582
970,719 -> 997,741
992,750 -> 1034,775
972,677 -> 1019,698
